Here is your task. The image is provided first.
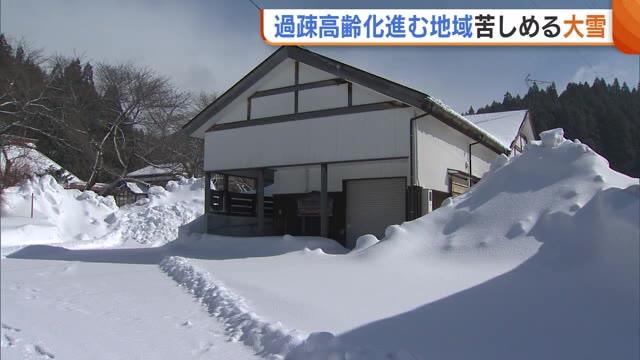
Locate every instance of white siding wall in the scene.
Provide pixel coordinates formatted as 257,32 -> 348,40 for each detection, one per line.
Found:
415,115 -> 499,192
299,63 -> 335,83
251,93 -> 294,118
209,60 -> 393,127
272,158 -> 409,194
521,115 -> 536,141
509,115 -> 536,157
298,84 -> 349,112
204,107 -> 412,171
352,84 -> 392,105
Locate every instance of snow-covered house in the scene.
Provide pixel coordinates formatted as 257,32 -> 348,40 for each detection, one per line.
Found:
465,110 -> 536,156
107,163 -> 187,206
0,135 -> 82,188
183,46 -> 536,247
111,181 -> 149,206
126,163 -> 185,186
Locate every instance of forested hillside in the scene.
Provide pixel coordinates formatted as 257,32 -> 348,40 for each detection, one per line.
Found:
467,80 -> 640,177
0,34 -> 211,192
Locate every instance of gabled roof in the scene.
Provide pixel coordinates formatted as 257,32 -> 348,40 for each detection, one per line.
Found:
124,181 -> 149,195
127,163 -> 183,177
464,110 -> 529,149
184,46 -> 509,154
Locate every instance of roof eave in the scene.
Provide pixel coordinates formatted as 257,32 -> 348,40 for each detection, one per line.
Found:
428,104 -> 509,154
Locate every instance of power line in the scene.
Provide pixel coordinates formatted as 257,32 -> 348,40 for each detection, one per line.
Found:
247,0 -> 261,11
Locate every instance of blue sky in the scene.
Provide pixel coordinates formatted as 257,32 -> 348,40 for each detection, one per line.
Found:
2,0 -> 638,112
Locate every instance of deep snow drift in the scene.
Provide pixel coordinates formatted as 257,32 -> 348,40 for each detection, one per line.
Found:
105,177 -> 205,246
1,176 -> 206,255
162,129 -> 639,360
2,128 -> 639,360
0,176 -> 119,254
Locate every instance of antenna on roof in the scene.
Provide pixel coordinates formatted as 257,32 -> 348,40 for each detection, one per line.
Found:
525,74 -> 553,88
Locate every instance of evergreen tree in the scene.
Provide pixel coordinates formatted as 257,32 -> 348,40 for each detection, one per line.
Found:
467,106 -> 475,115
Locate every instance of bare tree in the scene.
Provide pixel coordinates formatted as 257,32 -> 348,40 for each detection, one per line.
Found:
156,91 -> 216,178
86,62 -> 192,193
0,137 -> 35,189
1,35 -> 223,194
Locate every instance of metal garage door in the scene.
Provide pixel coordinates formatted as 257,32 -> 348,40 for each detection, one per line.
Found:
345,177 -> 406,248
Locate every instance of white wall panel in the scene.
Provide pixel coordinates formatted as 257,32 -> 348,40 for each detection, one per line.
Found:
352,83 -> 393,105
251,93 -> 294,118
298,84 -> 349,112
272,158 -> 409,194
205,108 -> 412,171
212,59 -> 295,126
521,115 -> 536,141
298,63 -> 335,83
255,58 -> 295,90
415,115 -> 499,192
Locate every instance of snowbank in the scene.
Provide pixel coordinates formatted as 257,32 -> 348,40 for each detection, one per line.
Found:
376,127 -> 637,254
1,176 -> 206,254
326,128 -> 639,360
349,129 -> 638,359
105,177 -> 205,246
0,175 -> 119,254
170,129 -> 638,360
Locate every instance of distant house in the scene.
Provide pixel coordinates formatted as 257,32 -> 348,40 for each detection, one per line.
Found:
110,181 -> 149,207
0,135 -> 82,188
99,163 -> 186,206
126,163 -> 185,186
182,46 -> 537,247
465,110 -> 535,156
448,109 -> 536,197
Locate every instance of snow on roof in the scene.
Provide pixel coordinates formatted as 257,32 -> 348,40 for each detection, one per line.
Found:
429,97 -> 509,151
125,182 -> 149,195
0,143 -> 82,184
463,110 -> 528,149
127,163 -> 183,177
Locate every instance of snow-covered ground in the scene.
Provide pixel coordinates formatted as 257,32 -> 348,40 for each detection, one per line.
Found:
1,258 -> 259,360
1,129 -> 638,360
